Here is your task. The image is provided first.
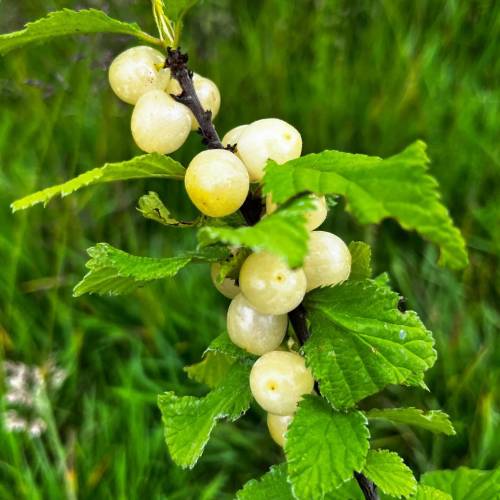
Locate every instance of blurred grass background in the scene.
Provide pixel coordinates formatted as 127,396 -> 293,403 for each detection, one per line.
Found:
0,0 -> 498,498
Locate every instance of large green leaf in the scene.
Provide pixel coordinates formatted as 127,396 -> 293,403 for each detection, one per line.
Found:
236,464 -> 293,500
263,141 -> 467,269
158,363 -> 252,469
303,280 -> 436,409
285,396 -> 370,498
198,195 -> 314,268
349,241 -> 372,280
12,154 -> 185,212
205,332 -> 257,362
410,485 -> 452,500
362,450 -> 416,498
0,9 -> 160,55
184,352 -> 234,389
366,407 -> 455,435
73,243 -> 227,297
421,467 -> 500,500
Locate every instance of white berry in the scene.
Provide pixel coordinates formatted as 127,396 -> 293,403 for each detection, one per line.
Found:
227,293 -> 287,355
222,125 -> 248,149
131,90 -> 191,154
239,252 -> 306,315
267,413 -> 293,447
303,231 -> 351,291
108,46 -> 170,105
184,149 -> 249,217
249,351 -> 314,415
266,194 -> 328,231
211,263 -> 239,299
236,118 -> 302,181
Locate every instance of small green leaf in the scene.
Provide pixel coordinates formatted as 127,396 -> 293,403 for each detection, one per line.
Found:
215,248 -> 251,283
366,407 -> 455,435
285,396 -> 370,498
198,195 -> 315,268
12,154 -> 185,212
263,141 -> 468,269
73,243 -> 227,297
184,352 -> 234,389
421,467 -> 500,500
349,241 -> 372,280
0,9 -> 160,55
158,363 -> 252,469
362,450 -> 416,498
411,485 -> 452,500
303,279 -> 436,409
205,332 -> 256,362
236,464 -> 293,500
138,191 -> 201,227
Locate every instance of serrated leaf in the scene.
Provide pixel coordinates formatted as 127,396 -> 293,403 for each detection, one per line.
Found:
349,241 -> 372,280
138,191 -> 201,227
73,243 -> 227,297
303,279 -> 436,409
410,485 -> 452,500
158,363 -> 251,468
198,195 -> 315,268
285,396 -> 370,498
421,467 -> 500,500
11,154 -> 185,212
366,408 -> 455,435
215,248 -> 251,283
0,9 -> 160,55
263,141 -> 467,269
205,332 -> 257,362
236,464 -> 293,500
362,450 -> 416,498
184,352 -> 234,389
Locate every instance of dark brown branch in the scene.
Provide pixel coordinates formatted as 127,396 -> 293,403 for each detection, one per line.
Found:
355,472 -> 379,500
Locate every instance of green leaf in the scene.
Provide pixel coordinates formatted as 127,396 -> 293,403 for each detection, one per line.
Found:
421,467 -> 500,500
236,464 -> 293,500
138,191 -> 201,227
263,141 -> 468,269
158,363 -> 252,469
198,195 -> 315,268
184,352 -> 234,389
303,279 -> 436,409
362,450 -> 416,498
366,408 -> 455,435
215,248 -> 251,283
205,332 -> 257,362
164,0 -> 199,22
11,154 -> 185,212
73,243 -> 227,297
349,241 -> 372,280
410,485 -> 452,500
285,396 -> 370,498
0,9 -> 161,55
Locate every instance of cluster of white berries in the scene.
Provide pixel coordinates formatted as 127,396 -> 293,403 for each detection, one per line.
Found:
109,46 -> 352,448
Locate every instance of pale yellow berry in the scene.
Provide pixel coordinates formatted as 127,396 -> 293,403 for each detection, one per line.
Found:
303,231 -> 351,291
131,90 -> 192,154
267,413 -> 293,447
108,46 -> 170,105
239,252 -> 307,315
236,118 -> 302,181
184,149 -> 249,217
227,294 -> 287,355
266,194 -> 328,231
249,351 -> 314,415
211,263 -> 239,299
222,125 -> 248,149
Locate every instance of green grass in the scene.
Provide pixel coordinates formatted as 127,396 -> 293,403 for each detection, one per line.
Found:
0,0 -> 499,498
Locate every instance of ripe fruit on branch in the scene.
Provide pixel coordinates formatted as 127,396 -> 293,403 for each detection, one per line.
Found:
267,413 -> 293,447
236,118 -> 302,181
266,194 -> 328,231
108,46 -> 170,105
131,90 -> 192,154
227,293 -> 287,355
184,149 -> 249,217
303,231 -> 351,291
239,252 -> 307,315
249,351 -> 314,415
210,263 -> 239,299
221,125 -> 248,150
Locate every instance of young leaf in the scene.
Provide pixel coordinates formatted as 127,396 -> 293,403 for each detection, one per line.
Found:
411,485 -> 452,500
73,243 -> 227,297
349,241 -> 372,280
198,195 -> 315,268
303,279 -> 436,409
263,141 -> 468,269
184,352 -> 234,389
205,332 -> 257,362
138,191 -> 201,227
362,449 -> 417,498
12,154 -> 185,212
285,396 -> 370,498
421,467 -> 500,500
158,363 -> 252,469
0,9 -> 161,55
366,407 -> 455,435
236,464 -> 293,500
